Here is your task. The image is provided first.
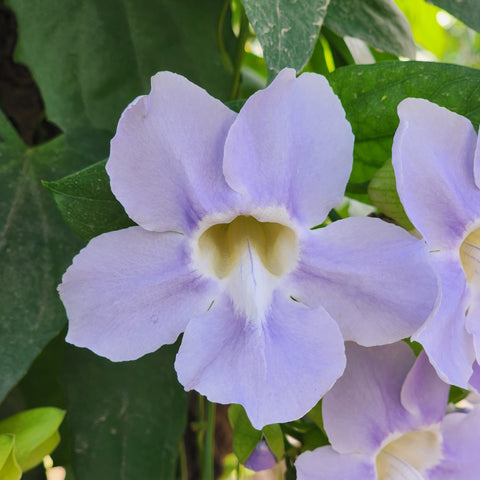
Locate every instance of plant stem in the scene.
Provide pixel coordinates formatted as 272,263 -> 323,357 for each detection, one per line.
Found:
230,8 -> 250,100
202,400 -> 216,480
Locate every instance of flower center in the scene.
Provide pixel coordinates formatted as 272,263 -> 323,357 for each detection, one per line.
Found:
460,227 -> 480,284
196,215 -> 299,279
193,215 -> 299,322
375,426 -> 442,480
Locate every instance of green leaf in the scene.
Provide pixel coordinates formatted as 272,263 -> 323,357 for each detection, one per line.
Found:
44,160 -> 133,241
448,386 -> 470,404
262,424 -> 284,461
242,0 -> 330,80
0,407 -> 65,471
0,435 -> 21,480
327,61 -> 480,184
6,0 -> 235,134
429,0 -> 480,34
228,404 -> 262,464
63,344 -> 187,480
368,160 -> 414,230
0,112 -> 94,402
324,0 -> 415,58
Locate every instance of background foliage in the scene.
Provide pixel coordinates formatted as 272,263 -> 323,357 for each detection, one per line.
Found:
1,0 -> 480,478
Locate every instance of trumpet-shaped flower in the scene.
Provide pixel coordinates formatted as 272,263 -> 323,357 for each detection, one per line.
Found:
59,69 -> 437,429
296,342 -> 480,480
392,98 -> 480,390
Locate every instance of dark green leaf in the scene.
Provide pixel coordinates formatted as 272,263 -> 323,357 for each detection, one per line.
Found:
448,385 -> 470,404
6,0 -> 235,134
242,0 -> 330,80
63,344 -> 187,480
44,160 -> 133,242
429,0 -> 480,34
0,112 -> 93,402
324,0 -> 415,58
327,61 -> 480,184
228,404 -> 262,464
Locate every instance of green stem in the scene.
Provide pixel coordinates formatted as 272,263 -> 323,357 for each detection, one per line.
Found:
202,400 -> 216,480
217,0 -> 234,73
230,8 -> 250,100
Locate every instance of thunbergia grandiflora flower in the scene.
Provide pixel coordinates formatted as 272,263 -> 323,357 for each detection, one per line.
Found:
59,69 -> 436,429
295,342 -> 480,480
244,440 -> 277,472
393,98 -> 480,391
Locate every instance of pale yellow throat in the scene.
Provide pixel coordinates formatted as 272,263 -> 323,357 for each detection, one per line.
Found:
460,227 -> 480,283
194,215 -> 300,322
375,426 -> 442,480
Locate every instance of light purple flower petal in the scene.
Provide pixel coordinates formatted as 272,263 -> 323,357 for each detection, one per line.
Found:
244,440 -> 276,472
108,71 -> 238,234
295,446 -> 376,480
322,342 -> 416,455
175,291 -> 346,429
428,406 -> 480,480
60,227 -> 219,361
400,351 -> 449,425
222,68 -> 354,228
286,217 -> 437,346
414,251 -> 476,388
469,361 -> 480,392
392,98 -> 480,250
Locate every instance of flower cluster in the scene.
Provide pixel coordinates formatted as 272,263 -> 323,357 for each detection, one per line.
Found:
59,69 -> 480,476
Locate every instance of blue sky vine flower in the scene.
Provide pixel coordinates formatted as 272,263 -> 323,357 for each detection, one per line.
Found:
296,342 -> 480,480
244,440 -> 277,472
59,69 -> 437,429
393,98 -> 480,391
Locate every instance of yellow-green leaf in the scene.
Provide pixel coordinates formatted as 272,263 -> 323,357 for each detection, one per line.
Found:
0,407 -> 65,472
0,435 -> 22,480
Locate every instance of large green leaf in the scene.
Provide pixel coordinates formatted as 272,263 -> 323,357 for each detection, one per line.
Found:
6,0 -> 234,134
63,344 -> 187,480
0,112 -> 94,402
242,0 -> 330,80
429,0 -> 480,34
327,61 -> 480,185
324,0 -> 415,58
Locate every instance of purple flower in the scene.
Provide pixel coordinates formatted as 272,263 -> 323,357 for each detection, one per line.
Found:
59,69 -> 437,428
244,440 -> 277,472
295,342 -> 480,480
392,98 -> 480,390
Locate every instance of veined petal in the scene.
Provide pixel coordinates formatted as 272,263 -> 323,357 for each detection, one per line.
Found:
295,447 -> 376,480
400,351 -> 449,426
222,68 -> 354,228
414,251 -> 476,388
60,227 -> 219,361
323,343 -> 415,455
393,98 -> 480,250
427,406 -> 480,480
175,291 -> 345,429
108,72 -> 238,234
286,217 -> 437,346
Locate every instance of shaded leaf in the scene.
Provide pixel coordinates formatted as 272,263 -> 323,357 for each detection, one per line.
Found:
0,407 -> 64,471
242,0 -> 330,80
324,0 -> 415,58
63,344 -> 187,480
6,0 -> 235,134
368,160 -> 414,230
262,424 -> 284,461
0,112 -> 94,402
44,160 -> 133,242
327,61 -> 480,184
228,404 -> 262,464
